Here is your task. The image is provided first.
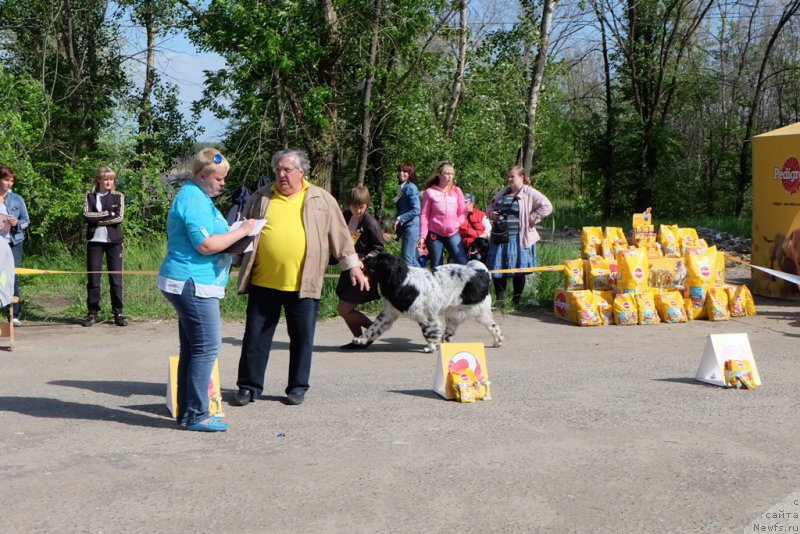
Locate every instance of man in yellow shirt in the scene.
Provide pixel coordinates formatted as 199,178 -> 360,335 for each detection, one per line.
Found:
232,149 -> 369,406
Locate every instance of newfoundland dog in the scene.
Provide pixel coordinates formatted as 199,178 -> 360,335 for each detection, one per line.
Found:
349,253 -> 503,352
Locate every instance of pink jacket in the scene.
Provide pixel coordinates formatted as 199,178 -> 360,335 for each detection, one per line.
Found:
419,185 -> 466,239
488,185 -> 553,249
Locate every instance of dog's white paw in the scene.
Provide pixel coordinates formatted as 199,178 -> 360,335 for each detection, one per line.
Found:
353,336 -> 370,346
422,346 -> 434,353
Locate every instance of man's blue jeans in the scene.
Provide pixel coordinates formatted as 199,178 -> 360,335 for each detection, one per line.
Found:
398,222 -> 420,267
426,231 -> 468,267
162,279 -> 220,425
236,285 -> 320,398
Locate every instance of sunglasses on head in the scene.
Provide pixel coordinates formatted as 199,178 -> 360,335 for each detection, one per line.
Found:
213,153 -> 223,164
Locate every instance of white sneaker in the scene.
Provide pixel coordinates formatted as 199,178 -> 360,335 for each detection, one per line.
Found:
11,318 -> 21,327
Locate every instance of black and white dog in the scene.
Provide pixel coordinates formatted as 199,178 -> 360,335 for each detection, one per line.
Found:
351,253 -> 503,352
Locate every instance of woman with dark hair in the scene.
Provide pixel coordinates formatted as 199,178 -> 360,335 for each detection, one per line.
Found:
487,165 -> 552,308
418,161 -> 467,266
0,165 -> 29,326
393,162 -> 420,267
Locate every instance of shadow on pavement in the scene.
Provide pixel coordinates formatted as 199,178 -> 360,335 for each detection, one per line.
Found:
0,397 -> 174,428
49,380 -> 164,397
388,389 -> 439,399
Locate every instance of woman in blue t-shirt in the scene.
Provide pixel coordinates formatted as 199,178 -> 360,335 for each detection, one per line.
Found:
158,148 -> 256,432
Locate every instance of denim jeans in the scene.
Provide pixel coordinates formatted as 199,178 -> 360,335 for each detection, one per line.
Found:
398,223 -> 420,267
162,279 -> 221,425
236,285 -> 320,398
426,231 -> 468,267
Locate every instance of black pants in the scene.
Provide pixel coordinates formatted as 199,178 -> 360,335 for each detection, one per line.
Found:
493,275 -> 526,304
86,242 -> 123,315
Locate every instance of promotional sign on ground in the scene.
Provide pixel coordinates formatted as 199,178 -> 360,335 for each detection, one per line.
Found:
434,342 -> 490,400
166,357 -> 223,418
751,122 -> 800,299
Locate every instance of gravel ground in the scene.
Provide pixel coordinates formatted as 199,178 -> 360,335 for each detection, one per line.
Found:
1,262 -> 799,533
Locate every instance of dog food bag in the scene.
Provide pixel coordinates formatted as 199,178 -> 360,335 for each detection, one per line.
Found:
659,224 -> 681,257
574,290 -> 604,326
586,256 -> 618,292
705,287 -> 730,321
553,288 -> 578,323
678,227 -> 699,241
581,226 -> 603,258
655,290 -> 688,323
564,259 -> 585,290
724,360 -> 758,390
613,293 -> 639,325
725,285 -> 757,317
617,247 -> 649,294
684,245 -> 718,319
593,290 -> 613,325
715,250 -> 726,287
450,369 -> 479,402
602,227 -> 628,259
635,292 -> 660,325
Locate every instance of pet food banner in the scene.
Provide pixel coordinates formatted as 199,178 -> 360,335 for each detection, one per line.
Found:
751,122 -> 800,300
166,356 -> 223,418
434,342 -> 490,400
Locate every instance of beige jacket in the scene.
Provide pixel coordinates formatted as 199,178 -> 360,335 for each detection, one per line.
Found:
236,182 -> 360,298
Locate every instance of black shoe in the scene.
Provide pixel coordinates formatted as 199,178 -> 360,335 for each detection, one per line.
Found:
114,314 -> 128,327
339,340 -> 373,350
285,392 -> 305,405
232,389 -> 253,406
82,315 -> 97,327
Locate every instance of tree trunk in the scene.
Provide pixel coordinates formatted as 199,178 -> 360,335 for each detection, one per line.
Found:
355,0 -> 383,186
442,0 -> 467,138
136,0 -> 155,159
593,0 -> 614,220
734,0 -> 800,217
314,0 -> 340,192
520,0 -> 555,177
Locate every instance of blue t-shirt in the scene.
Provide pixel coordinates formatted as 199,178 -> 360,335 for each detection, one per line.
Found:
158,181 -> 231,298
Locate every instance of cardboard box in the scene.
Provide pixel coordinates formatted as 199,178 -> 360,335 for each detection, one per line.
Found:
752,122 -> 800,299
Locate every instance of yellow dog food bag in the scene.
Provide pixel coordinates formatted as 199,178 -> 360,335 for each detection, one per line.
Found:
725,285 -> 756,317
613,293 -> 638,325
563,259 -> 584,290
705,287 -> 730,321
655,291 -> 688,323
635,292 -> 660,325
593,290 -> 613,325
586,256 -> 618,292
659,224 -> 681,258
574,290 -> 604,327
685,245 -> 718,319
617,247 -> 649,294
581,226 -> 603,258
602,227 -> 628,260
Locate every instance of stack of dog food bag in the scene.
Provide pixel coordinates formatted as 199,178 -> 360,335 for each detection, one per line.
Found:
554,209 -> 756,326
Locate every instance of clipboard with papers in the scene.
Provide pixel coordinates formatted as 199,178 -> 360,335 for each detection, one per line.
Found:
223,219 -> 266,254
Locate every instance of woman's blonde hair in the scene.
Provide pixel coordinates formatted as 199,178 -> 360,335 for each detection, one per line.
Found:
508,165 -> 531,186
93,166 -> 117,192
347,185 -> 371,207
192,148 -> 230,177
425,161 -> 455,189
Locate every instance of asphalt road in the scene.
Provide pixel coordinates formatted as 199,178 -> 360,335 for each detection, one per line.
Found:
2,272 -> 799,533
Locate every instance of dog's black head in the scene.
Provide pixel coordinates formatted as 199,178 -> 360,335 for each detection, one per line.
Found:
363,253 -> 409,288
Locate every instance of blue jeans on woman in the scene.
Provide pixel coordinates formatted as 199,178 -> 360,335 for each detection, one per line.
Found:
398,222 -> 420,267
236,285 -> 320,399
426,231 -> 468,267
161,279 -> 220,425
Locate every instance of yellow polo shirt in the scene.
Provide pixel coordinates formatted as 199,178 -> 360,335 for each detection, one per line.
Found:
250,181 -> 309,291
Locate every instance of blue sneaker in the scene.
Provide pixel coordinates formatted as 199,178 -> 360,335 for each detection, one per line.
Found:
185,416 -> 229,432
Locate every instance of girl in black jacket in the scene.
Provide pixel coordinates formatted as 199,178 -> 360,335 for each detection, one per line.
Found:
82,166 -> 127,326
